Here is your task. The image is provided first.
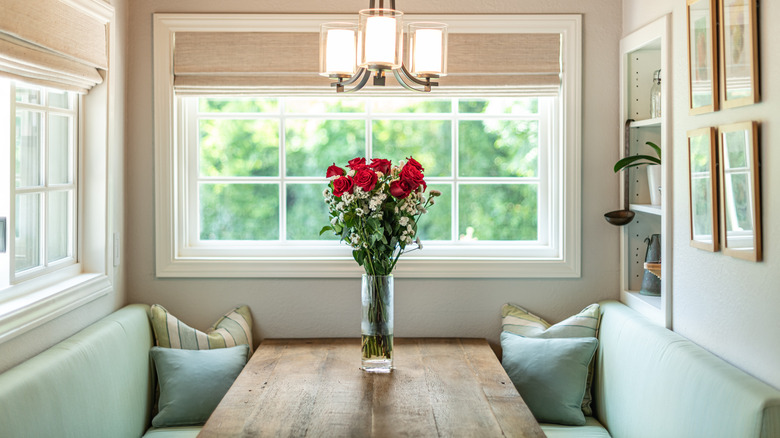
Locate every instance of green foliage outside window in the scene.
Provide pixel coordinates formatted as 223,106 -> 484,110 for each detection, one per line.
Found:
196,97 -> 542,242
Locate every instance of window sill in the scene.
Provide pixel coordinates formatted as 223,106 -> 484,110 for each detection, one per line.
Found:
0,272 -> 113,343
155,257 -> 580,279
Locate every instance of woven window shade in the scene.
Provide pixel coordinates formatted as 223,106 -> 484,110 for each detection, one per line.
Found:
0,0 -> 107,92
173,30 -> 560,95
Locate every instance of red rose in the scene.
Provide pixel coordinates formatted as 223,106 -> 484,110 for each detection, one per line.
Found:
347,157 -> 367,170
354,168 -> 379,192
369,158 -> 392,175
400,163 -> 427,192
332,175 -> 354,197
390,179 -> 413,199
326,163 -> 345,178
406,156 -> 424,172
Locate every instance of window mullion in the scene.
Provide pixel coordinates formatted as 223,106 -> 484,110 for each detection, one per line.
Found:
452,97 -> 459,242
279,99 -> 286,243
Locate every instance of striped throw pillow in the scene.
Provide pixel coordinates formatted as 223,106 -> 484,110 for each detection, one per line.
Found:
150,304 -> 253,354
501,303 -> 600,416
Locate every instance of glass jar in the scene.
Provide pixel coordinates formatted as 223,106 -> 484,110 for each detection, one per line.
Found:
650,69 -> 662,118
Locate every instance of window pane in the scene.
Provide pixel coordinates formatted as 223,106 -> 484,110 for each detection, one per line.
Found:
15,193 -> 41,272
48,90 -> 71,109
459,98 -> 538,114
15,85 -> 40,104
724,173 -> 753,232
459,184 -> 538,241
49,114 -> 72,184
15,110 -> 42,187
286,119 -> 365,176
199,183 -> 279,240
286,183 -> 337,240
459,120 -> 538,177
199,119 -> 279,177
372,120 -> 451,177
416,183 -> 451,241
199,97 -> 278,113
370,98 -> 451,113
285,98 -> 365,114
47,190 -> 72,263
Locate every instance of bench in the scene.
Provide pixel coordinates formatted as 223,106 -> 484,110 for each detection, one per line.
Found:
541,300 -> 780,438
0,304 -> 200,438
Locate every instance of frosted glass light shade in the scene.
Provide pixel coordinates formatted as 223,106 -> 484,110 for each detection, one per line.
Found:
319,23 -> 358,77
408,22 -> 448,76
359,9 -> 403,69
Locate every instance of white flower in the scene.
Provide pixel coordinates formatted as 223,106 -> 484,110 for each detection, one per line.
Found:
339,212 -> 345,222
350,234 -> 360,245
330,217 -> 338,225
336,202 -> 345,211
355,208 -> 365,216
399,216 -> 409,226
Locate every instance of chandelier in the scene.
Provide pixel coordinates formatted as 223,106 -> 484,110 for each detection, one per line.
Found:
319,0 -> 448,93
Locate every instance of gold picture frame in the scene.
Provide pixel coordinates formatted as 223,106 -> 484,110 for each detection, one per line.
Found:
687,0 -> 719,114
718,121 -> 761,261
688,127 -> 719,251
719,0 -> 759,108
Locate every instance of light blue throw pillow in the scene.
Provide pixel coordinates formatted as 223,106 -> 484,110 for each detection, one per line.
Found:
150,344 -> 249,427
500,331 -> 598,426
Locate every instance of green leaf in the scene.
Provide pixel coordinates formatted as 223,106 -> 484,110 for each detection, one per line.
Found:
645,141 -> 662,159
319,225 -> 332,236
613,155 -> 661,172
353,250 -> 365,266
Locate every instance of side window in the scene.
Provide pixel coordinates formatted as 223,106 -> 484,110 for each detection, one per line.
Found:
1,80 -> 78,286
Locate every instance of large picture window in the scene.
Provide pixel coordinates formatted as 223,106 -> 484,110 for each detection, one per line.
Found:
183,96 -> 552,247
154,14 -> 581,278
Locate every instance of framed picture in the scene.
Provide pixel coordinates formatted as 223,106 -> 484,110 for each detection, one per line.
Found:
687,0 -> 718,114
718,121 -> 761,261
688,128 -> 718,251
719,0 -> 759,108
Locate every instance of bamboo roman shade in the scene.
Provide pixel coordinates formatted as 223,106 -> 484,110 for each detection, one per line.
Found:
0,0 -> 108,93
172,29 -> 561,94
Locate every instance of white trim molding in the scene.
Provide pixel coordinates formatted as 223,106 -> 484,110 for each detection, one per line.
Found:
0,0 -> 115,342
153,13 -> 582,278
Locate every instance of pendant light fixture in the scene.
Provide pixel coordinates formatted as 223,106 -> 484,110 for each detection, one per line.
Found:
319,0 -> 448,93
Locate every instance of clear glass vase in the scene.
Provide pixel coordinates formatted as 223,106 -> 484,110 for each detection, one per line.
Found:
361,274 -> 393,372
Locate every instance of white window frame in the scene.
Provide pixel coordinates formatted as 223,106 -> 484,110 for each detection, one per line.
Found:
8,84 -> 78,281
153,14 -> 582,278
0,0 -> 115,342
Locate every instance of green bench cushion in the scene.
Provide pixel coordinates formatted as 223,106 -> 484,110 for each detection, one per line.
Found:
595,300 -> 780,438
142,426 -> 203,438
0,304 -> 157,438
541,416 -> 611,438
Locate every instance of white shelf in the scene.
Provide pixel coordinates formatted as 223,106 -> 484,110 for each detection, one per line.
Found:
619,14 -> 672,329
620,289 -> 663,326
630,203 -> 661,215
629,118 -> 662,128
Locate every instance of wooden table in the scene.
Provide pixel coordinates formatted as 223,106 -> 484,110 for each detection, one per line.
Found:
199,338 -> 546,438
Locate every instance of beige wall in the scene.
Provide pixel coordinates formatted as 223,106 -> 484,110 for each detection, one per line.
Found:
624,0 -> 780,388
0,0 -> 128,373
125,0 -> 622,349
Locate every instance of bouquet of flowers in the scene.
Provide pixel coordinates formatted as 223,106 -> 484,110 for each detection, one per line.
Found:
320,156 -> 440,276
321,156 -> 439,370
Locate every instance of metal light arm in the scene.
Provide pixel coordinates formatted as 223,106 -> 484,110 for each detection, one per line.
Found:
392,64 -> 438,92
332,68 -> 372,93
